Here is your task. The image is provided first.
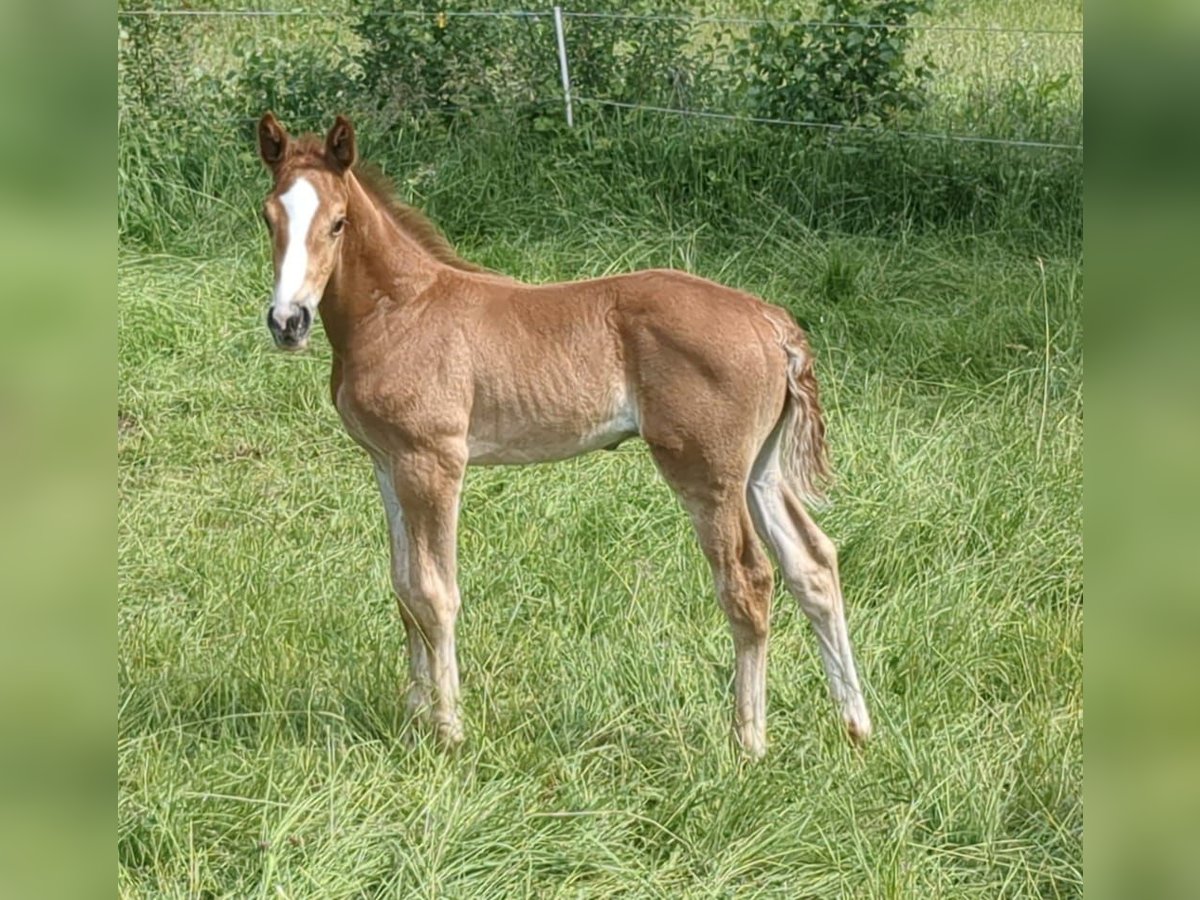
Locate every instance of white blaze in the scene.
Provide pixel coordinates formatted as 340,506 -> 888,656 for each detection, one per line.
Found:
273,177 -> 320,325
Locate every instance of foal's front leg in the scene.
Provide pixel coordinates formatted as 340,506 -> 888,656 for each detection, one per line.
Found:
372,460 -> 431,724
387,450 -> 467,747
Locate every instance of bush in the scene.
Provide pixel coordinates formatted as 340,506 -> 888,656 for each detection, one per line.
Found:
561,1 -> 699,107
730,0 -> 934,127
237,33 -> 361,129
351,1 -> 556,127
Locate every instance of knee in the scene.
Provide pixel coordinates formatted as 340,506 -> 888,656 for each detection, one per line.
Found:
407,571 -> 459,628
746,559 -> 774,603
777,536 -> 839,603
736,527 -> 775,600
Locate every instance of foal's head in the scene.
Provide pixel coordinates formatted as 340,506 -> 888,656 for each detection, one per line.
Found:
257,113 -> 357,350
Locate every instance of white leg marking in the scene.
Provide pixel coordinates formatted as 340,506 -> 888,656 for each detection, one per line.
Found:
749,443 -> 871,743
733,631 -> 768,759
684,496 -> 770,759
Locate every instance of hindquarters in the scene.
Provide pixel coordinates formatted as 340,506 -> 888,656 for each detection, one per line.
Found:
610,270 -> 869,754
613,269 -> 825,499
620,292 -> 782,755
619,271 -> 796,487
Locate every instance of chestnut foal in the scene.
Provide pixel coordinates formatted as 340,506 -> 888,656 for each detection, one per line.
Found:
257,113 -> 871,757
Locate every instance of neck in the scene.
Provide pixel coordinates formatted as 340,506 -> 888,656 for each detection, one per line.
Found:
319,171 -> 446,355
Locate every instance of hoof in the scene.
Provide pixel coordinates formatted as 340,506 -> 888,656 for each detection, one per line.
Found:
844,714 -> 872,747
841,694 -> 872,747
434,717 -> 465,749
405,684 -> 431,721
734,725 -> 767,761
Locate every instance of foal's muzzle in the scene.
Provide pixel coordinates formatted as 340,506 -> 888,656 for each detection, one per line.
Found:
267,305 -> 311,350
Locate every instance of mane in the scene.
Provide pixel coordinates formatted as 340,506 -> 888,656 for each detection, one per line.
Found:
353,162 -> 488,274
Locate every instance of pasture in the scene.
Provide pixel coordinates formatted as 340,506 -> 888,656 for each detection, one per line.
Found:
118,3 -> 1082,895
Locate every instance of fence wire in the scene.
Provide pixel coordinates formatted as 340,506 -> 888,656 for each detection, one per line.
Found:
118,8 -> 550,18
560,10 -> 1081,36
116,8 -> 1081,35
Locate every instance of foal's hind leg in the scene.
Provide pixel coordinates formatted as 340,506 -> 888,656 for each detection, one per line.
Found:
650,450 -> 776,758
748,473 -> 871,744
693,494 -> 775,758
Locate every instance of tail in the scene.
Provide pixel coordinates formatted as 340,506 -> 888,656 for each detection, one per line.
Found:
777,331 -> 832,505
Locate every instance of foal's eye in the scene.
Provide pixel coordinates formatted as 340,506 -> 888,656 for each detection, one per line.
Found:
331,217 -> 348,236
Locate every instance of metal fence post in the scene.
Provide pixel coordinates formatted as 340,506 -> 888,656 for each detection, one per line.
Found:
552,6 -> 574,127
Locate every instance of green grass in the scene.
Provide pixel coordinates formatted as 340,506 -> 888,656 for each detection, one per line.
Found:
118,149 -> 1081,892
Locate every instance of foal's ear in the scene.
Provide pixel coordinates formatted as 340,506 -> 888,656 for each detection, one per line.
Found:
325,115 -> 357,173
258,112 -> 289,169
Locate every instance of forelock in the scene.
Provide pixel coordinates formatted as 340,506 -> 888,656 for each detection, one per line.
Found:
273,134 -> 344,185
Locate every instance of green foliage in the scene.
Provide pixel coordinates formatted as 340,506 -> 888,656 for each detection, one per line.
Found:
732,0 -> 935,126
117,9 -> 179,126
237,34 -> 360,128
820,244 -> 863,304
351,2 -> 555,126
114,5 -> 1081,254
346,0 -> 703,124
563,2 -> 699,106
115,0 -> 1079,233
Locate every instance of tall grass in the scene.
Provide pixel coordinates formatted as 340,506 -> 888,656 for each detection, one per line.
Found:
118,4 -> 1081,895
119,112 -> 1081,261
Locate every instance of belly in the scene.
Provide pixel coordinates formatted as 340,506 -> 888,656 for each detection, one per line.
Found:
467,385 -> 639,465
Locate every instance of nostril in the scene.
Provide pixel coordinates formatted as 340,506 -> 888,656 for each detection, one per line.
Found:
266,305 -> 310,344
